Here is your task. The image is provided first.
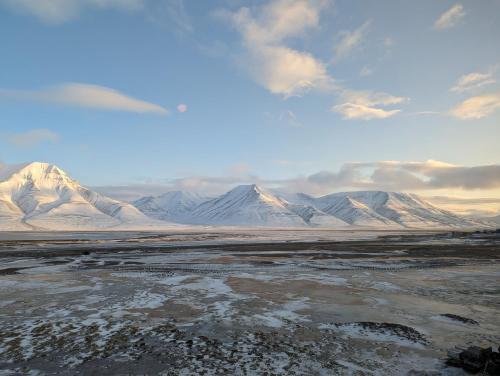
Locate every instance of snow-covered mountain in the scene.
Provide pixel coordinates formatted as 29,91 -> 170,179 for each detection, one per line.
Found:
133,191 -> 208,222
0,162 -> 173,230
187,184 -> 309,227
313,191 -> 481,228
132,186 -> 484,229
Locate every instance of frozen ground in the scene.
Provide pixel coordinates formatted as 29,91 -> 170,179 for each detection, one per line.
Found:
0,230 -> 499,375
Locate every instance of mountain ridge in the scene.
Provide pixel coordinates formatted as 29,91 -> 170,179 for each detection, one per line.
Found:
0,162 -> 492,230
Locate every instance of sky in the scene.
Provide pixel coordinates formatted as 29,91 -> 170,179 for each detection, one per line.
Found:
0,0 -> 499,214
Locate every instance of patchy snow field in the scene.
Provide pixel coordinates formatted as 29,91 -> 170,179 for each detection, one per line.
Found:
0,230 -> 499,375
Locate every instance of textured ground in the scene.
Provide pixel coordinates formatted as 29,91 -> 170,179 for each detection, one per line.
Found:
0,230 -> 499,375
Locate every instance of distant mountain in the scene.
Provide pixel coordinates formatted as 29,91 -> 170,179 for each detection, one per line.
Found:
483,214 -> 500,226
0,162 -> 174,230
133,191 -> 208,222
133,186 -> 484,229
313,191 -> 480,228
187,184 -> 308,227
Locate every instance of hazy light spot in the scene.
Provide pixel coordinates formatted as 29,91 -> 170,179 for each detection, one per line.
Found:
177,103 -> 188,113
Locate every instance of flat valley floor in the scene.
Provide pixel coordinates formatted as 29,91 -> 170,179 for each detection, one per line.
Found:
0,230 -> 499,375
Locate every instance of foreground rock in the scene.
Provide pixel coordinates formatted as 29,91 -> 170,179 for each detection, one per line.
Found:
447,345 -> 500,374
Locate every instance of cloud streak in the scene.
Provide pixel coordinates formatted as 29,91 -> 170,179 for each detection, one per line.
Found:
449,93 -> 500,119
0,0 -> 145,24
434,4 -> 466,30
0,83 -> 168,114
332,89 -> 407,120
451,70 -> 497,93
333,21 -> 370,62
4,129 -> 60,147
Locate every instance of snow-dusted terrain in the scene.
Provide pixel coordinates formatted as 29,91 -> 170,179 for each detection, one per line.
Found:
0,162 -> 489,230
0,162 -> 176,231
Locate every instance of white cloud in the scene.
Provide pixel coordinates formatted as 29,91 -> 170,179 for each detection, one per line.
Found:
450,93 -> 500,119
0,83 -> 168,114
224,0 -> 333,98
332,89 -> 407,120
5,129 -> 60,147
434,4 -> 466,30
451,71 -> 496,93
332,103 -> 400,120
247,45 -> 331,97
333,21 -> 370,62
0,0 -> 144,24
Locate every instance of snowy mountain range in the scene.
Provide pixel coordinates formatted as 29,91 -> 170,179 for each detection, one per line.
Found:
0,162 -> 491,230
134,183 -> 485,229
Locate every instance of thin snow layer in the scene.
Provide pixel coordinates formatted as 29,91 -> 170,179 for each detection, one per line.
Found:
320,322 -> 427,348
249,298 -> 311,328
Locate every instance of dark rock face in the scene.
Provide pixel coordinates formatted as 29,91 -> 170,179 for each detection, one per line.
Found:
447,345 -> 500,375
440,313 -> 479,325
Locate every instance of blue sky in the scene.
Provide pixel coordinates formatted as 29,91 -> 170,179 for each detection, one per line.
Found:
0,0 -> 499,204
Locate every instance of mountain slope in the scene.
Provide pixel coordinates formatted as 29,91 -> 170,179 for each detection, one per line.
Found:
188,184 -> 308,227
0,162 -> 169,230
315,195 -> 397,227
313,191 -> 481,228
133,191 -> 208,222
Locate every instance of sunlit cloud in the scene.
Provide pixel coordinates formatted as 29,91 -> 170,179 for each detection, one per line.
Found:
0,0 -> 145,24
332,89 -> 407,120
433,4 -> 465,30
304,160 -> 500,193
449,93 -> 500,119
450,71 -> 496,93
0,83 -> 168,114
333,21 -> 370,62
222,0 -> 333,98
4,129 -> 60,147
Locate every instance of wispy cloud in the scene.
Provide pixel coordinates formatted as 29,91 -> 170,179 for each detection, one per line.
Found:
0,0 -> 145,24
279,110 -> 301,127
5,129 -> 60,147
0,83 -> 168,114
332,89 -> 407,120
333,21 -> 370,62
451,70 -> 497,93
221,0 -> 333,98
434,4 -> 466,30
450,93 -> 500,119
